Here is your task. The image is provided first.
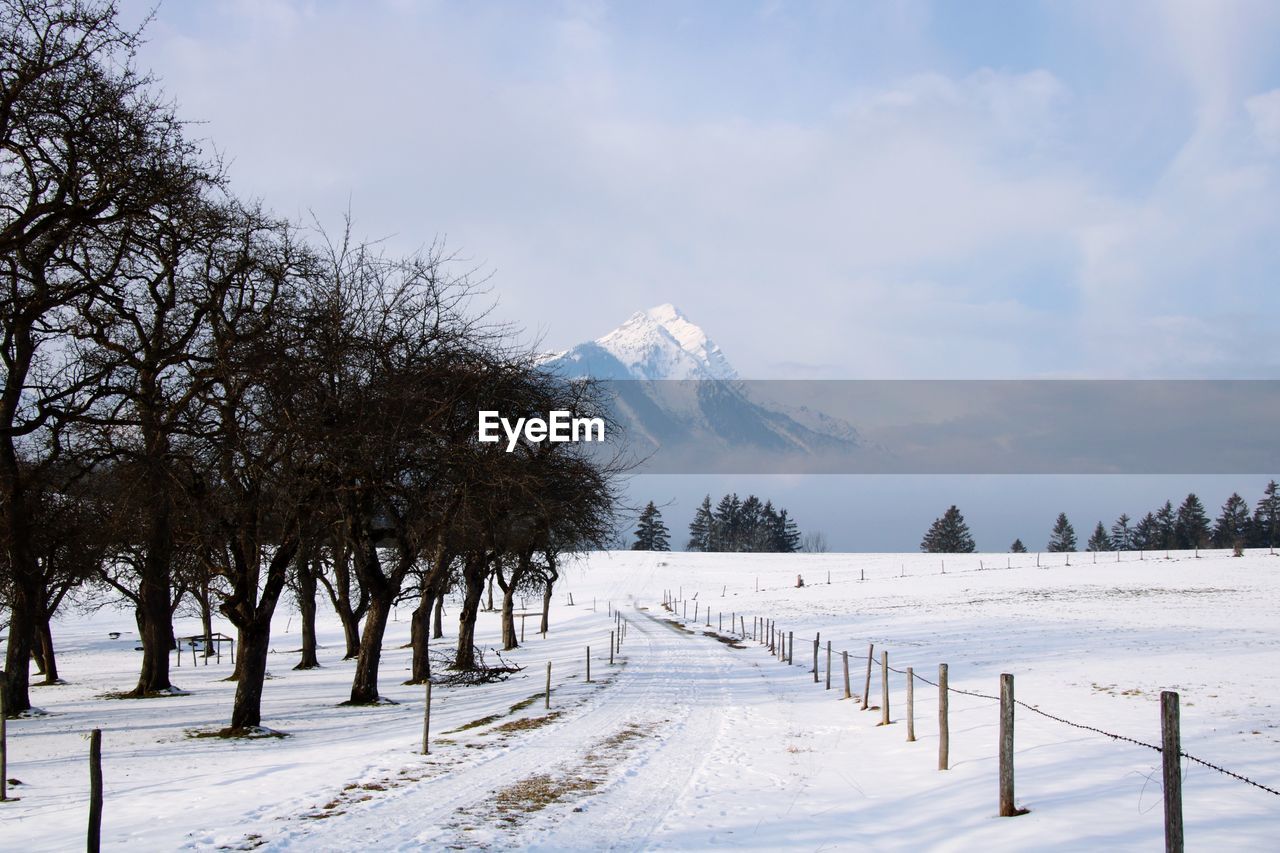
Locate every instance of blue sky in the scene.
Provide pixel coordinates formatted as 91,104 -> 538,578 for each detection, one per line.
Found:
116,1 -> 1280,548
121,0 -> 1280,381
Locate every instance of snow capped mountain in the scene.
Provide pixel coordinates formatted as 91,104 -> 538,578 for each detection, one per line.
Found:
544,305 -> 863,468
555,303 -> 737,381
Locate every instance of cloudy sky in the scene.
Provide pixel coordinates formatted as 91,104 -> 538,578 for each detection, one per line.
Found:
121,0 -> 1280,381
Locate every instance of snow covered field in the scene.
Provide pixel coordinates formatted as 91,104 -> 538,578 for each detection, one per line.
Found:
4,549 -> 1279,850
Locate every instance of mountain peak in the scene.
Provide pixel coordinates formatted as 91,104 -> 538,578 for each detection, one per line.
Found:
592,304 -> 738,381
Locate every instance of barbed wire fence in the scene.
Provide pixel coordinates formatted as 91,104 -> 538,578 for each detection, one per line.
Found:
658,585 -> 1279,851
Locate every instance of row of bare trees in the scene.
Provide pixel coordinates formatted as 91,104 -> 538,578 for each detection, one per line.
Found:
1,0 -> 620,732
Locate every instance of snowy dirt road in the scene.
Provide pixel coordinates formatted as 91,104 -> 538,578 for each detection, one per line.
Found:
260,607 -> 795,851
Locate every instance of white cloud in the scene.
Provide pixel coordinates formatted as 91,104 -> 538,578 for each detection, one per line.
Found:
120,0 -> 1280,379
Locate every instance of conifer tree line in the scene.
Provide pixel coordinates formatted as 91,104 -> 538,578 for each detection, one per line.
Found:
682,493 -> 802,552
0,0 -> 622,727
921,480 -> 1280,555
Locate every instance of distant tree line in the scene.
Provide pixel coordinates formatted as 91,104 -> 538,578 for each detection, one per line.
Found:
687,494 -> 801,553
0,0 -> 622,727
629,494 -> 802,552
920,480 -> 1280,555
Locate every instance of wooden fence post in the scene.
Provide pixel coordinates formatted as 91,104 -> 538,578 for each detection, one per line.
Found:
545,662 -> 552,709
906,667 -> 916,742
939,663 -> 949,770
1162,691 -> 1184,853
88,728 -> 103,853
610,631 -> 615,664
862,644 -> 874,710
999,672 -> 1022,816
813,635 -> 820,682
422,681 -> 432,755
0,670 -> 7,802
586,647 -> 591,683
787,631 -> 793,665
826,641 -> 832,690
880,651 -> 890,726
842,651 -> 851,699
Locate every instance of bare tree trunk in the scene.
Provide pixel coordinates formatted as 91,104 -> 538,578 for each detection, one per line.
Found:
3,589 -> 34,712
134,559 -> 175,695
229,621 -> 271,730
35,615 -> 58,684
540,581 -> 552,635
408,593 -> 431,684
339,613 -> 360,659
501,585 -> 518,650
454,554 -> 487,670
349,592 -> 392,704
131,449 -> 177,697
294,554 -> 320,670
198,581 -> 215,658
432,592 -> 444,640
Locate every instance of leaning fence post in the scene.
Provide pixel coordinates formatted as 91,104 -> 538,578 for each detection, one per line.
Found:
842,650 -> 851,699
906,667 -> 916,742
545,661 -> 552,709
999,673 -> 1021,816
88,728 -> 103,853
422,680 -> 432,755
939,663 -> 949,770
1162,691 -> 1184,853
880,651 -> 890,726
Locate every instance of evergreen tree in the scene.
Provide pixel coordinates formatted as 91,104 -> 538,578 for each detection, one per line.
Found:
1174,493 -> 1210,549
738,495 -> 768,551
712,493 -> 740,551
1110,513 -> 1133,551
1133,512 -> 1158,551
631,502 -> 670,551
778,509 -> 801,553
1047,513 -> 1076,552
1252,480 -> 1280,548
1212,493 -> 1251,549
920,505 -> 976,553
1010,538 -> 1027,553
686,495 -> 713,551
1154,500 -> 1176,550
1086,521 -> 1112,552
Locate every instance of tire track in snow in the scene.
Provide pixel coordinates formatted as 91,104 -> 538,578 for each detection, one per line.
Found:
251,606 -> 723,850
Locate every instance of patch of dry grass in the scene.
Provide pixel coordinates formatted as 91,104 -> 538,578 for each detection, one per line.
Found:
493,713 -> 563,734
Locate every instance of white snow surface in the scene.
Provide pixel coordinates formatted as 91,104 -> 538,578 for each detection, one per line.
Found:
4,548 -> 1280,850
594,303 -> 738,381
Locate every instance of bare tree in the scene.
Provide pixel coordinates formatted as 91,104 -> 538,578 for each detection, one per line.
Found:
1,0 -> 205,712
